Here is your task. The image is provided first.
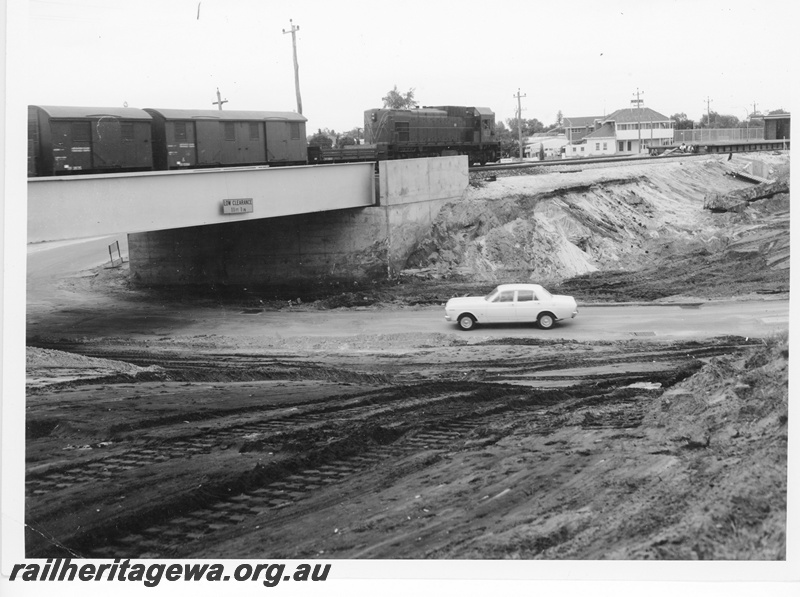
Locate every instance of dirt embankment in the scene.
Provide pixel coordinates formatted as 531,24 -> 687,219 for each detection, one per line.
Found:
403,154 -> 789,302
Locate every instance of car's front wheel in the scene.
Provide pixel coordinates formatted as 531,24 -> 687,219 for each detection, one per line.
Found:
537,313 -> 555,329
457,314 -> 476,331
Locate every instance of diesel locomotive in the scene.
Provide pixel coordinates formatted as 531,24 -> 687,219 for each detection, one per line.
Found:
28,103 -> 500,177
365,105 -> 500,165
309,105 -> 501,166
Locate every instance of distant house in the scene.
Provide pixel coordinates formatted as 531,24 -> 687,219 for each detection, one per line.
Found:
563,116 -> 603,142
584,123 -> 617,156
563,107 -> 674,157
524,133 -> 568,159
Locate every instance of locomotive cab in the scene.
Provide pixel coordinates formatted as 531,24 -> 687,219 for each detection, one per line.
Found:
474,107 -> 497,145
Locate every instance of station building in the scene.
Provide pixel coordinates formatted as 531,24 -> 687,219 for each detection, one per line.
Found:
563,107 -> 674,158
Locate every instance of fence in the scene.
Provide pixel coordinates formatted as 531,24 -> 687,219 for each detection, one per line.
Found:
673,128 -> 765,143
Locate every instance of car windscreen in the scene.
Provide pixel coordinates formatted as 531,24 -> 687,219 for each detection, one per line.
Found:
484,287 -> 500,301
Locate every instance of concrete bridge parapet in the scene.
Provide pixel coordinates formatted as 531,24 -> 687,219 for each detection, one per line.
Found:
128,156 -> 468,287
27,162 -> 376,244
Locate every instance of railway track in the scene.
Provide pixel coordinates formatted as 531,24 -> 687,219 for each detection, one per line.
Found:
469,152 -> 707,174
470,143 -> 787,174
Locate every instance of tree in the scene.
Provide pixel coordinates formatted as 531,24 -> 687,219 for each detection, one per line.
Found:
496,118 -> 546,158
715,114 -> 740,128
341,127 -> 363,144
495,121 -> 517,158
307,129 -> 334,148
555,110 -> 563,128
670,112 -> 695,130
768,109 -> 789,115
382,85 -> 417,109
506,117 -> 544,137
699,112 -> 740,129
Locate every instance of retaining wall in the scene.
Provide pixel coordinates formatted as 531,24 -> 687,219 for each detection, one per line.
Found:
128,156 -> 468,287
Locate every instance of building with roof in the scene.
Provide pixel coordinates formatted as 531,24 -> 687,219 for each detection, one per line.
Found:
524,133 -> 568,160
563,116 -> 603,143
763,113 -> 790,141
563,106 -> 674,158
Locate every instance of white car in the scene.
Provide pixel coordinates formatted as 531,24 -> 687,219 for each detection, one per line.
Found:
444,284 -> 578,331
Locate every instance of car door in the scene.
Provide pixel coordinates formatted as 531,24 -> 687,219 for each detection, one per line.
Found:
483,289 -> 516,322
514,289 -> 541,322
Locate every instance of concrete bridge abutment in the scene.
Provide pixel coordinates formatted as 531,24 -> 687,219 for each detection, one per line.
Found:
127,156 -> 468,288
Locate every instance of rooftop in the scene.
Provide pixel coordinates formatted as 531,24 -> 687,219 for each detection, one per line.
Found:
563,116 -> 602,128
585,123 -> 616,139
604,107 -> 670,123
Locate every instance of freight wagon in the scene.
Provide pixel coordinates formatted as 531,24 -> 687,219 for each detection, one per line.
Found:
28,105 -> 308,177
28,106 -> 154,176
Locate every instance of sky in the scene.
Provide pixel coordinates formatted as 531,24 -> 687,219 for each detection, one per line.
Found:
20,0 -> 794,134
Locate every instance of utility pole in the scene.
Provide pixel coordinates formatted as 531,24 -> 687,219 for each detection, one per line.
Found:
706,96 -> 712,127
631,88 -> 644,153
513,88 -> 526,160
283,19 -> 303,114
212,87 -> 228,111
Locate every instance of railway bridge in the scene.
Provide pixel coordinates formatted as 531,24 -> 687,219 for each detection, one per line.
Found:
27,156 -> 468,286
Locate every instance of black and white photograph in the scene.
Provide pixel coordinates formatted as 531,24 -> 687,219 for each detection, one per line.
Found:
2,0 -> 797,595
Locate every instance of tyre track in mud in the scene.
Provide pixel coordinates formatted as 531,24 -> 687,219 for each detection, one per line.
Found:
26,384 -> 477,495
28,381 -> 522,558
86,416 -> 489,558
30,368 -> 695,559
25,338 -> 750,558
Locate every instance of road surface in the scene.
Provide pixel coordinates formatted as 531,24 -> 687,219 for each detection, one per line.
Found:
25,238 -> 789,342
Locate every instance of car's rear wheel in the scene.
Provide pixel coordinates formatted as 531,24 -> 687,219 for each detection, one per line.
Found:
537,313 -> 555,329
458,314 -> 476,330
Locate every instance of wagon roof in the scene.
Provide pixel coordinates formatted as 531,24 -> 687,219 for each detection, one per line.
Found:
32,106 -> 153,120
145,108 -> 307,122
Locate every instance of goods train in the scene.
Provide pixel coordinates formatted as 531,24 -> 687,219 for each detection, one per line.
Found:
27,104 -> 500,177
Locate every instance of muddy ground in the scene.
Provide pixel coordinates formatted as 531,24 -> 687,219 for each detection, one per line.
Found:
24,153 -> 790,560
